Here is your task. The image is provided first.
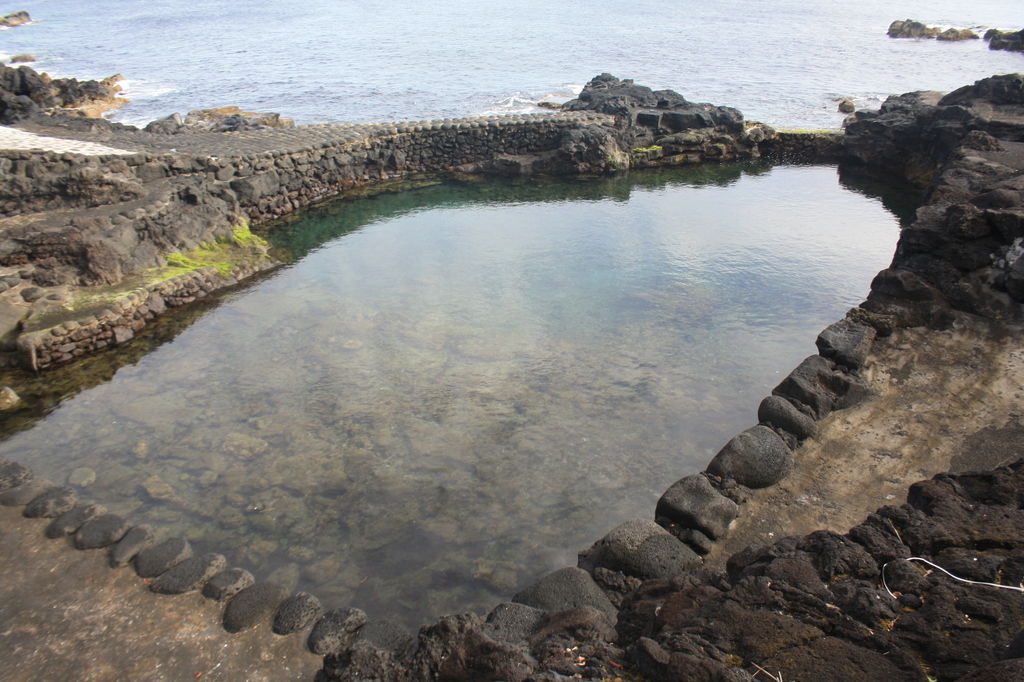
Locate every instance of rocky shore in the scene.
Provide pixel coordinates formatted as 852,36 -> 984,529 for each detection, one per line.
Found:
0,69 -> 1022,681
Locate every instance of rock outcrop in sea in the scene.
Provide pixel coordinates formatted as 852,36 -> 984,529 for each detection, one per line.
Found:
0,63 -> 125,123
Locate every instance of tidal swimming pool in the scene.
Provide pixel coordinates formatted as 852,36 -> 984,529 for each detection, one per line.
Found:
0,162 -> 911,628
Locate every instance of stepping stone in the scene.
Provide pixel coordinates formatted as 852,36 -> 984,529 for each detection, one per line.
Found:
74,514 -> 131,549
307,607 -> 367,655
135,537 -> 192,578
0,479 -> 53,506
23,486 -> 77,518
109,525 -> 155,567
0,460 -> 32,491
273,592 -> 323,635
150,553 -> 226,594
223,583 -> 286,633
203,568 -> 255,601
45,503 -> 105,538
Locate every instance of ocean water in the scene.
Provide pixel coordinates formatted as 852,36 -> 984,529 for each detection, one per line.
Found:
0,165 -> 912,627
0,0 -> 1021,128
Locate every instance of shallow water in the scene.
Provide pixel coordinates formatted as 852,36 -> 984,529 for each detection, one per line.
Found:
1,0 -> 1022,128
0,163 -> 911,627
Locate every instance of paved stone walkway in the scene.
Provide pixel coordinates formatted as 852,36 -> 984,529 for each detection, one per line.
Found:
6,110 -> 613,158
0,125 -> 134,155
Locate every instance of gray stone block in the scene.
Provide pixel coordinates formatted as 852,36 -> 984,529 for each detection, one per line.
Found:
656,474 -> 739,539
707,425 -> 793,488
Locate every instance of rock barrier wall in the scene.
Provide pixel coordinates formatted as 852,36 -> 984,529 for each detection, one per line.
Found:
18,261 -> 272,370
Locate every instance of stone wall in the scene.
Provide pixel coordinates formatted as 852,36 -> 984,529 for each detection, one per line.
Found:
17,260 -> 272,371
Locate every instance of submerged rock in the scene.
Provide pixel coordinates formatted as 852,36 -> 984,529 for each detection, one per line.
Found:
23,486 -> 77,518
223,582 -> 287,633
108,524 -> 155,567
150,553 -> 227,594
134,537 -> 192,578
74,513 -> 130,548
45,503 -> 106,538
0,460 -> 31,491
0,479 -> 53,506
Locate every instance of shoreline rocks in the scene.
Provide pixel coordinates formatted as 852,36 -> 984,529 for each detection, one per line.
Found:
985,28 -> 1024,53
0,63 -> 126,124
0,10 -> 30,28
887,19 -> 979,41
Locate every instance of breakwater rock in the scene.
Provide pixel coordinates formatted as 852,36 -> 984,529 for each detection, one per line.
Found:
986,28 -> 1024,54
887,20 -> 979,41
0,10 -> 30,27
0,64 -> 125,123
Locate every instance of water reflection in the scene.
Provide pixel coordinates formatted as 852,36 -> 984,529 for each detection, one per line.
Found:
0,163 -> 912,628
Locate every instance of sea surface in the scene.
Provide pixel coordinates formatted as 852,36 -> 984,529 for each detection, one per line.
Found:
0,165 -> 912,626
0,0 -> 1022,128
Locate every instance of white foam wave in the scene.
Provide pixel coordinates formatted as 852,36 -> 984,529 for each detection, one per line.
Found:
117,78 -> 177,99
474,83 -> 586,117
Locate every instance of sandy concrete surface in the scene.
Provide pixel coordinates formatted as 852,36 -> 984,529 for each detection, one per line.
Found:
0,507 -> 321,682
708,314 -> 1024,564
0,125 -> 133,155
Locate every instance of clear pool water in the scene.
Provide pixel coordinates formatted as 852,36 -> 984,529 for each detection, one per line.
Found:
0,162 -> 911,627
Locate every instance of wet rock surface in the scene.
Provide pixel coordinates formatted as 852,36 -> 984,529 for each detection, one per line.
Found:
273,591 -> 324,635
203,566 -> 255,601
134,536 -> 192,577
22,485 -> 76,517
0,478 -> 52,506
108,523 -> 154,567
45,503 -> 105,538
223,582 -> 286,633
308,606 -> 368,656
149,552 -> 226,594
74,513 -> 129,548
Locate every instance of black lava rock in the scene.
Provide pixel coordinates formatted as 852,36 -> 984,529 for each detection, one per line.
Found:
816,318 -> 877,369
706,425 -> 793,488
23,486 -> 77,518
150,553 -> 226,594
74,513 -> 130,549
481,602 -> 545,644
0,460 -> 32,491
656,473 -> 739,539
512,567 -> 617,621
308,607 -> 368,656
223,582 -> 287,633
45,503 -> 106,538
134,537 -> 192,578
758,395 -> 818,441
273,591 -> 324,635
109,524 -> 155,567
203,567 -> 255,601
0,479 -> 53,506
